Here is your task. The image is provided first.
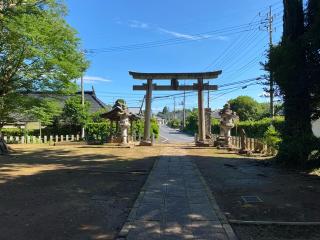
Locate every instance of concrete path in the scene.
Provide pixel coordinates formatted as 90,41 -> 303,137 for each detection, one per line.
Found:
118,148 -> 238,240
159,125 -> 194,144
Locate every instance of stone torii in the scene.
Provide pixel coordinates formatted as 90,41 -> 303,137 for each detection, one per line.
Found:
130,71 -> 222,146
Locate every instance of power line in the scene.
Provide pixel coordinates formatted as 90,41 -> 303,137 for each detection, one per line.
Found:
83,23 -> 263,54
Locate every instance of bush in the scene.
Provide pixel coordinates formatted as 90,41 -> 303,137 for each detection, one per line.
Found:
184,110 -> 198,134
168,119 -> 181,129
0,128 -> 38,137
131,118 -> 159,139
263,125 -> 282,152
85,121 -> 113,144
151,118 -> 159,139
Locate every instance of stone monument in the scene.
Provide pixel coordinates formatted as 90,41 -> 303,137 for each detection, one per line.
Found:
215,103 -> 239,148
119,110 -> 131,145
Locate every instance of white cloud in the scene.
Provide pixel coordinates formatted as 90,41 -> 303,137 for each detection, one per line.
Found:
122,19 -> 228,42
77,76 -> 111,83
213,35 -> 229,41
158,28 -> 211,41
128,20 -> 149,29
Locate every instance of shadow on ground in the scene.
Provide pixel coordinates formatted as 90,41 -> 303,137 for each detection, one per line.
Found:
1,145 -> 320,240
0,145 -> 157,240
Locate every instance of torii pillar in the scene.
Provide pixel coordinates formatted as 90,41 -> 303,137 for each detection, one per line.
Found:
197,78 -> 206,142
144,79 -> 153,142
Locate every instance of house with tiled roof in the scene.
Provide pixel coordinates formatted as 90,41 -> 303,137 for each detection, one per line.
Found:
4,88 -> 108,130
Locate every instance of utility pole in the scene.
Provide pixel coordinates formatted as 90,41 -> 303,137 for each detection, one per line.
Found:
139,95 -> 145,115
268,6 -> 274,119
81,75 -> 85,139
183,88 -> 186,128
173,97 -> 176,120
207,81 -> 210,109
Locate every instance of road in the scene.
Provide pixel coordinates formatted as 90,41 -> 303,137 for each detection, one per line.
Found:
159,124 -> 194,144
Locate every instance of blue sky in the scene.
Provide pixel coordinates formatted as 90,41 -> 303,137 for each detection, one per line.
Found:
65,0 -> 283,112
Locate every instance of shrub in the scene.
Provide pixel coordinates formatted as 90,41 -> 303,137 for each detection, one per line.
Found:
263,125 -> 282,153
229,117 -> 284,138
0,128 -> 38,137
184,110 -> 198,134
131,118 -> 159,139
168,119 -> 181,129
85,122 -> 112,144
151,118 -> 159,139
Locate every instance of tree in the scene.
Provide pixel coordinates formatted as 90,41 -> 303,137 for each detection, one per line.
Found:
184,109 -> 198,134
26,99 -> 62,136
0,0 -> 88,128
62,96 -> 90,133
162,106 -> 169,115
305,0 -> 320,121
228,96 -> 265,121
268,0 -> 319,165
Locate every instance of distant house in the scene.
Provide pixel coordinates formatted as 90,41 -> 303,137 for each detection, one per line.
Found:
4,89 -> 107,130
128,107 -> 142,115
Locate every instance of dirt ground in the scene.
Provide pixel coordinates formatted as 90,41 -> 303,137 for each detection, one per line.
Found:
2,144 -> 320,240
0,144 -> 160,240
189,147 -> 320,240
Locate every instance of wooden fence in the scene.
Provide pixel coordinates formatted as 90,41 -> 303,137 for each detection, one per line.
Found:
211,134 -> 273,154
3,134 -> 81,144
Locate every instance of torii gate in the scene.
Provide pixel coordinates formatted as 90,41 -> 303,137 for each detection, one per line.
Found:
130,71 -> 222,145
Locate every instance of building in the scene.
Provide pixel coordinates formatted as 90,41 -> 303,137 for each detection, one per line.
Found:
3,89 -> 107,130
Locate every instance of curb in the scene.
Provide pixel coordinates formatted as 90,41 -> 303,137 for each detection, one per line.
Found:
191,158 -> 238,240
117,156 -> 160,239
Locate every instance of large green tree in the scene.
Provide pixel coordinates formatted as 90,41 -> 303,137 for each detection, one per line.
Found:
0,0 -> 88,128
268,0 -> 319,165
228,96 -> 267,121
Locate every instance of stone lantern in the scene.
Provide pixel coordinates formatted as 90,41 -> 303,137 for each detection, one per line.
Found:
101,100 -> 141,145
215,103 -> 239,148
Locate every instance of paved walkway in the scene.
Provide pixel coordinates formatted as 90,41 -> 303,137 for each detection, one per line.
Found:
118,148 -> 238,240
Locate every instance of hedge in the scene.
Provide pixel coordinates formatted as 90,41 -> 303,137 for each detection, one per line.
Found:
0,128 -> 38,136
212,116 -> 285,139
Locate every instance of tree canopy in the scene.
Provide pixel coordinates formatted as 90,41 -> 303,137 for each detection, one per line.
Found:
0,0 -> 88,127
228,96 -> 268,121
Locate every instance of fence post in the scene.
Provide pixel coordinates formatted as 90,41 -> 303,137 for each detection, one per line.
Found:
38,136 -> 42,143
21,136 -> 25,144
55,135 -> 58,142
250,138 -> 254,151
15,136 -> 19,144
50,135 -> 53,143
66,135 -> 69,142
76,134 -> 79,141
194,133 -> 198,143
133,133 -> 136,142
27,136 -> 30,144
71,135 -> 74,141
9,136 -> 13,143
60,135 -> 63,142
44,136 -> 47,143
4,136 -> 7,142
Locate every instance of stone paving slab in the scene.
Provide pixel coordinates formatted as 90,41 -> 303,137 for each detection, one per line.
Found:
118,150 -> 238,240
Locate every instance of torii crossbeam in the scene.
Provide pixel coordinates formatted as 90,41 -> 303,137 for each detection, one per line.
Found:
130,70 -> 222,145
